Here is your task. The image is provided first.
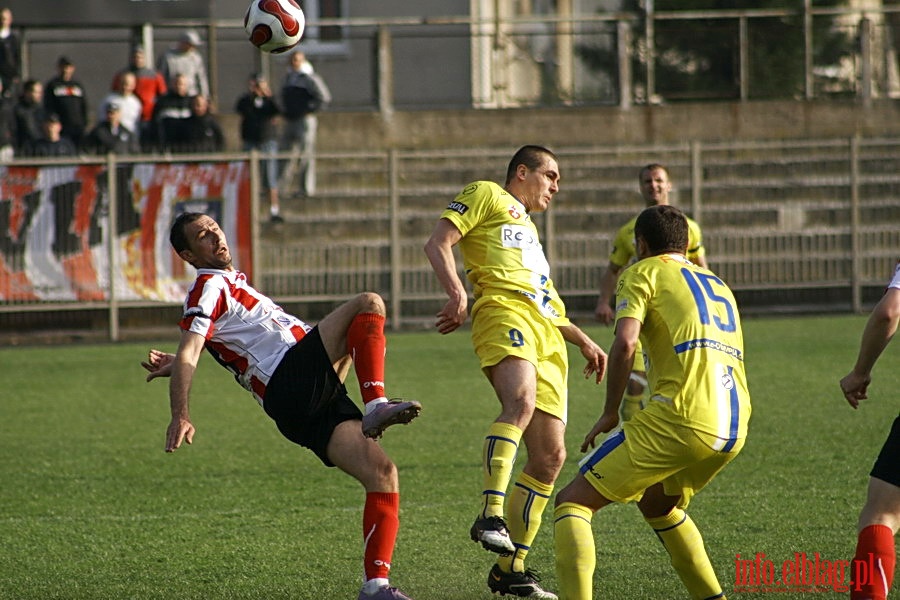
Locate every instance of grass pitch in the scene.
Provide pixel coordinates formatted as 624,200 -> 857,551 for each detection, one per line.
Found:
0,315 -> 896,599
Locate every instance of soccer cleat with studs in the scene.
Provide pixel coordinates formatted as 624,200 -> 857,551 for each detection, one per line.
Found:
487,564 -> 558,599
470,515 -> 516,555
362,399 -> 422,439
357,584 -> 415,600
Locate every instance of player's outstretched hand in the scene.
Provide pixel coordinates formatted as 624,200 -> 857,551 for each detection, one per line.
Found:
594,301 -> 615,326
142,349 -> 175,382
580,340 -> 608,384
580,412 -> 619,453
166,417 -> 195,452
839,371 -> 870,409
434,297 -> 468,335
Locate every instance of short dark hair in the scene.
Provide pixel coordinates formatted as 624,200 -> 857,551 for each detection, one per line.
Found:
634,204 -> 688,256
505,145 -> 557,186
639,163 -> 669,182
169,212 -> 206,254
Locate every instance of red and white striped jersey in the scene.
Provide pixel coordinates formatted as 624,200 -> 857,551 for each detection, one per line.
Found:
180,268 -> 311,405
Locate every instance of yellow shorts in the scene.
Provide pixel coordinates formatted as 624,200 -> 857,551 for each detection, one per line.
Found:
578,405 -> 744,509
471,294 -> 569,422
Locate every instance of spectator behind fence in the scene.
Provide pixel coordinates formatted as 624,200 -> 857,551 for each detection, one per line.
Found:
0,78 -> 15,161
113,45 -> 166,142
0,8 -> 20,98
14,79 -> 44,153
44,55 -> 88,148
152,73 -> 193,153
83,102 -> 140,155
158,30 -> 209,99
280,51 -> 330,197
23,112 -> 76,157
98,71 -> 142,143
185,94 -> 224,153
236,73 -> 283,222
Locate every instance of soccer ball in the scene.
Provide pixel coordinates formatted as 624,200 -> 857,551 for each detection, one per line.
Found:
244,0 -> 305,54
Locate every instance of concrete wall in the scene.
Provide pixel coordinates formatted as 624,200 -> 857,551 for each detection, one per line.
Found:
304,99 -> 900,151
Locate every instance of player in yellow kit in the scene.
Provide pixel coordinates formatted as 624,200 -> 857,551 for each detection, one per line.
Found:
555,204 -> 749,600
424,145 -> 607,599
595,164 -> 708,422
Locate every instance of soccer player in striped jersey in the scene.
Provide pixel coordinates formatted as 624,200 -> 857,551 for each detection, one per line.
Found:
425,145 -> 607,599
141,212 -> 420,600
840,263 -> 900,600
594,164 -> 708,422
555,204 -> 749,600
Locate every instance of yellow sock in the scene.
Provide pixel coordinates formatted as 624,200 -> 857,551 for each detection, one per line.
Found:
620,393 -> 644,421
645,508 -> 724,600
554,502 -> 595,600
481,422 -> 522,518
497,472 -> 553,572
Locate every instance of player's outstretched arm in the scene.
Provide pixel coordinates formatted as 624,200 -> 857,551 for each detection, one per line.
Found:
840,287 -> 900,409
166,331 -> 205,452
424,218 -> 468,334
594,263 -> 622,325
142,348 -> 175,381
559,323 -> 608,384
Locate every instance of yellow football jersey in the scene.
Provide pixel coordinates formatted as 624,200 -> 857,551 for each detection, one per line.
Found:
610,215 -> 706,268
440,180 -> 570,326
614,253 -> 750,447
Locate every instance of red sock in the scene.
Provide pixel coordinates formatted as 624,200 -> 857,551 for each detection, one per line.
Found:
363,492 -> 399,581
851,524 -> 895,600
346,313 -> 387,404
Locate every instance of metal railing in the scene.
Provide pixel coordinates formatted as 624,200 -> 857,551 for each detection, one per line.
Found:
16,4 -> 900,115
2,136 -> 899,342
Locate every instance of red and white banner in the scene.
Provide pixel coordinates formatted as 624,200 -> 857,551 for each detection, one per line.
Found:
0,161 -> 252,303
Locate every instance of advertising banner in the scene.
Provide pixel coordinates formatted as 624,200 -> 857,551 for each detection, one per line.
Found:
0,161 -> 251,303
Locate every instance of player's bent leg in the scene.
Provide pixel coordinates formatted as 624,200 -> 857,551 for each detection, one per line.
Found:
317,292 -> 387,363
639,485 -> 723,600
327,421 -> 414,600
495,411 -> 565,571
851,477 -> 900,600
554,474 -> 612,600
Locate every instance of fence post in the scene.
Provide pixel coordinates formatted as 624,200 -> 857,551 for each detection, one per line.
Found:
617,18 -> 632,109
850,135 -> 862,313
804,0 -> 814,100
377,26 -> 394,118
690,140 -> 703,226
859,17 -> 873,107
249,149 -> 261,283
739,16 -> 749,101
388,149 -> 401,330
645,0 -> 656,103
106,153 -> 119,342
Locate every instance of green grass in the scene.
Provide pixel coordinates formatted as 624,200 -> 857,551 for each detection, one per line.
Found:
0,315 -> 896,599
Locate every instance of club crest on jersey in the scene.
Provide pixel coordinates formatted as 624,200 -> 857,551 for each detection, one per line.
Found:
446,200 -> 469,215
508,205 -> 522,220
274,315 -> 295,328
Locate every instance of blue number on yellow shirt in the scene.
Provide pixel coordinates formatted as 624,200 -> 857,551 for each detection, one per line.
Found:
681,268 -> 736,333
509,328 -> 525,347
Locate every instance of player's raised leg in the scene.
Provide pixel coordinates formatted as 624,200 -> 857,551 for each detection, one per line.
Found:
317,292 -> 421,439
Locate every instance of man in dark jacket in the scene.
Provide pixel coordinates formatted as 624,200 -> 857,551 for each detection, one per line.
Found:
83,102 -> 140,155
13,79 -> 44,153
44,55 -> 88,147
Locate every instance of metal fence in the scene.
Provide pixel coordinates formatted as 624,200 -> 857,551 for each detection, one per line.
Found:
16,4 -> 900,116
1,136 -> 899,342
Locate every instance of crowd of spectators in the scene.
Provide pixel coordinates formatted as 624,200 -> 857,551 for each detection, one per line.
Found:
0,10 -> 333,219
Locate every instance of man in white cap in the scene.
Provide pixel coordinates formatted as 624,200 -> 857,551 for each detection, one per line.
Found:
158,29 -> 209,99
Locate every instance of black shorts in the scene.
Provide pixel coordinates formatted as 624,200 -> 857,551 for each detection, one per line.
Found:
263,327 -> 362,467
870,414 -> 900,487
